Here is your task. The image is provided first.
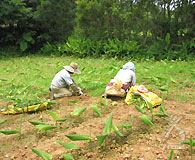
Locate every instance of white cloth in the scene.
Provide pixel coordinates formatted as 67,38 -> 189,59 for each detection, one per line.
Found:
51,69 -> 73,88
122,62 -> 135,72
112,69 -> 136,86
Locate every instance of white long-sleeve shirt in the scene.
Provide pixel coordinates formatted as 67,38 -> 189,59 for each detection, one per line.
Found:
112,69 -> 136,86
51,69 -> 73,88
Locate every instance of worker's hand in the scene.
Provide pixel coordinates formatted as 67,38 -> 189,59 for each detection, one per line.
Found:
79,90 -> 83,95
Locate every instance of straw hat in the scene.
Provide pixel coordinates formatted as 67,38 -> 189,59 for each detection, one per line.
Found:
63,62 -> 81,74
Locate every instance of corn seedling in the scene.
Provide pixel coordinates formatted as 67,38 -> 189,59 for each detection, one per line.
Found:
31,148 -> 52,160
71,106 -> 87,116
96,134 -> 107,147
0,130 -> 21,135
28,121 -> 46,125
119,115 -> 135,133
134,104 -> 146,113
46,110 -> 67,125
112,124 -> 124,137
99,96 -> 109,106
140,115 -> 153,125
63,152 -> 75,160
0,119 -> 7,124
56,140 -> 79,159
68,100 -> 77,103
91,104 -> 101,117
181,136 -> 195,160
169,149 -> 174,160
65,134 -> 92,141
103,113 -> 113,135
36,124 -> 58,132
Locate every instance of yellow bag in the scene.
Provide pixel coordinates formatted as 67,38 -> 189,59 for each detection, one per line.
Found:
105,79 -> 126,97
0,102 -> 56,115
125,85 -> 162,108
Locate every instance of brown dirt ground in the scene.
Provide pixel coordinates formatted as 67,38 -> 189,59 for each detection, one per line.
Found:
0,94 -> 195,160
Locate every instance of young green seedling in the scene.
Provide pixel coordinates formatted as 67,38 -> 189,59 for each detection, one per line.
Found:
99,96 -> 109,106
46,109 -> 67,125
181,136 -> 195,160
31,148 -> 52,160
28,121 -> 46,125
0,130 -> 21,135
91,104 -> 101,117
119,115 -> 135,133
96,114 -> 113,147
103,113 -> 113,135
96,134 -> 107,147
140,115 -> 153,125
112,124 -> 124,137
71,106 -> 87,116
169,149 -> 174,160
147,102 -> 154,122
0,119 -> 7,124
36,124 -> 58,133
134,104 -> 146,113
63,152 -> 75,160
65,134 -> 92,141
56,140 -> 79,159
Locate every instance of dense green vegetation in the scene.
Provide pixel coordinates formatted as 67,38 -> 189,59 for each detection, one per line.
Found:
0,56 -> 194,107
0,0 -> 194,60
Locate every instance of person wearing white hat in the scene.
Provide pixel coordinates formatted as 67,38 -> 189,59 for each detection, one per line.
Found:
49,62 -> 83,100
103,62 -> 136,97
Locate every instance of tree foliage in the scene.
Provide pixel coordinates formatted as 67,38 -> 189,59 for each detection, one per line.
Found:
0,0 -> 194,59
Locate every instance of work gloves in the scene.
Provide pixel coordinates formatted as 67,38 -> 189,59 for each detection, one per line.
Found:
70,83 -> 83,96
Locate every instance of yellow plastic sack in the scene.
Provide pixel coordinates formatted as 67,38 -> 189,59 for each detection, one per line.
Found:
0,102 -> 56,115
125,85 -> 162,108
105,79 -> 126,97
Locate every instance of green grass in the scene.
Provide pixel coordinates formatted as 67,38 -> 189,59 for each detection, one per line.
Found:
0,55 -> 194,108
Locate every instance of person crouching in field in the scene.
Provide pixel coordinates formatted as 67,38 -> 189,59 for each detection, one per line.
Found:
103,62 -> 136,97
49,62 -> 83,100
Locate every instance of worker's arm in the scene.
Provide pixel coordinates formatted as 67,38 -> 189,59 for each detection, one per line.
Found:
70,82 -> 83,96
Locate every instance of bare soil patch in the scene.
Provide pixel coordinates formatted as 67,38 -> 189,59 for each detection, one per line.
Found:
0,95 -> 195,160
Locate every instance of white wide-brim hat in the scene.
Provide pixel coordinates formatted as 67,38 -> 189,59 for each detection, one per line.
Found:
63,62 -> 81,74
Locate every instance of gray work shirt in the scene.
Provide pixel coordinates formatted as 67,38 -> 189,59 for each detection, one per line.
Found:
51,69 -> 73,88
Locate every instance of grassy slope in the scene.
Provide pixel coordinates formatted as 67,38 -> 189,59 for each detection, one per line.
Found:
0,56 -> 194,107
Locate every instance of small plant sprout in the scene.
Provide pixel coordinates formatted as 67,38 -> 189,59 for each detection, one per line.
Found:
0,130 -> 21,135
0,119 -> 7,124
46,109 -> 67,125
36,124 -> 58,132
112,124 -> 124,137
140,115 -> 153,125
119,115 -> 135,133
28,121 -> 46,125
68,99 -> 77,103
65,134 -> 92,141
56,140 -> 79,159
96,134 -> 107,147
71,106 -> 87,116
148,102 -> 154,122
56,140 -> 79,150
181,136 -> 195,160
169,149 -> 174,160
103,113 -> 113,135
31,148 -> 52,160
63,152 -> 75,160
99,96 -> 109,106
91,104 -> 101,117
134,104 -> 146,113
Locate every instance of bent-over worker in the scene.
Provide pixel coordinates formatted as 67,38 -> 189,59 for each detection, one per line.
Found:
103,62 -> 136,97
50,62 -> 83,100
